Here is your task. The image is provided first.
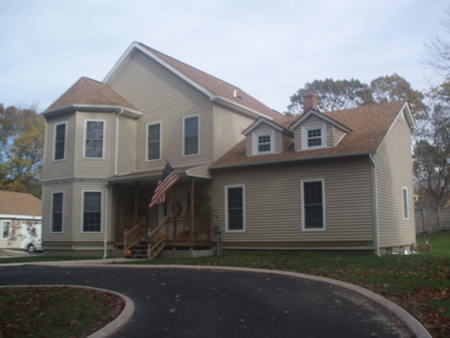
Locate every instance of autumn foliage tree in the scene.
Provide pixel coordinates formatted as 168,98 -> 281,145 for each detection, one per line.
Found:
0,104 -> 44,197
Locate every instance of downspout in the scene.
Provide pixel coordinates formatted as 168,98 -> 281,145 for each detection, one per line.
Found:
104,108 -> 123,259
369,154 -> 380,256
103,181 -> 109,259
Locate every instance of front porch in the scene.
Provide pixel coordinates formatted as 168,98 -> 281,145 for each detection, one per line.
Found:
108,166 -> 214,258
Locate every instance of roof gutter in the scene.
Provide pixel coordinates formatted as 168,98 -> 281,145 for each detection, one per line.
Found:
210,151 -> 375,171
42,104 -> 142,120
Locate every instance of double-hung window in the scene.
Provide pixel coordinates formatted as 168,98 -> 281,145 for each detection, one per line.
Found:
184,116 -> 199,156
2,221 -> 10,239
225,185 -> 245,232
54,123 -> 66,160
85,121 -> 104,158
307,128 -> 322,147
302,124 -> 326,150
147,123 -> 161,160
82,191 -> 102,232
302,179 -> 325,230
52,192 -> 63,232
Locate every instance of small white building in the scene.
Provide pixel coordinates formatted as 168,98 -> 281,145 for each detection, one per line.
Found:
0,191 -> 42,252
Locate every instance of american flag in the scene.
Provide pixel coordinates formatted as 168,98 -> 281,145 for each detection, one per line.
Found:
149,162 -> 179,209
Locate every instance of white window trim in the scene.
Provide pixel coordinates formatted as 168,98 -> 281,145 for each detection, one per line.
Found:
81,190 -> 103,233
402,186 -> 409,220
1,220 -> 11,239
225,184 -> 246,233
53,121 -> 67,162
146,121 -> 162,162
301,178 -> 326,231
252,130 -> 275,155
83,120 -> 105,159
50,191 -> 64,233
182,115 -> 200,157
301,123 -> 327,150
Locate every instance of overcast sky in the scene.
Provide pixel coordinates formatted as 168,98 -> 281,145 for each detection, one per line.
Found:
0,0 -> 447,113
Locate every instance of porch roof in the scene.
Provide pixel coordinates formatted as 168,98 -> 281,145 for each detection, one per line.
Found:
106,164 -> 211,184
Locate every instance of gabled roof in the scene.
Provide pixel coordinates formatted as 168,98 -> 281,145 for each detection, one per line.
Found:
242,117 -> 294,137
212,101 -> 411,169
290,108 -> 352,133
44,77 -> 140,118
104,42 -> 282,120
0,191 -> 42,217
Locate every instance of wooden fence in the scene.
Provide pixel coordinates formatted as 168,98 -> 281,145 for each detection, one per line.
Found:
415,207 -> 450,233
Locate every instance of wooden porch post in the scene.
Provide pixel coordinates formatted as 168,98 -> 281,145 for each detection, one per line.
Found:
190,178 -> 195,244
134,182 -> 139,225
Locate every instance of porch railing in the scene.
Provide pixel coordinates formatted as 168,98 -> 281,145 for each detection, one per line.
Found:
160,216 -> 211,242
123,217 -> 146,256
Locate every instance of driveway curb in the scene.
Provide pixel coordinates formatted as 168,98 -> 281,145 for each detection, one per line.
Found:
0,284 -> 135,338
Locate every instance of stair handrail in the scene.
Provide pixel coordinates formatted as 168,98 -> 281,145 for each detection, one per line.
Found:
148,218 -> 169,258
124,217 -> 146,256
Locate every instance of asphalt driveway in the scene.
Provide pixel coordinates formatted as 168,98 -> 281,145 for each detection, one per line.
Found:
0,265 -> 411,337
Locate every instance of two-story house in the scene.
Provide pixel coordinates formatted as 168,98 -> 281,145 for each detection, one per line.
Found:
41,42 -> 416,257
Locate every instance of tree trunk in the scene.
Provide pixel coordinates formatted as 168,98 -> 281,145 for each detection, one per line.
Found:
437,204 -> 441,233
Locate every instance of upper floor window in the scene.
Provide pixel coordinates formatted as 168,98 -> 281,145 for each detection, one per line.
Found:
252,131 -> 274,154
402,187 -> 409,220
184,116 -> 199,156
85,121 -> 104,158
302,179 -> 325,231
52,192 -> 63,232
2,221 -> 10,239
54,122 -> 66,161
82,191 -> 102,232
147,123 -> 161,161
302,124 -> 326,150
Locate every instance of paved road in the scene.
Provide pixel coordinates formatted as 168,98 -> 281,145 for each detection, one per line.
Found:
0,265 -> 411,337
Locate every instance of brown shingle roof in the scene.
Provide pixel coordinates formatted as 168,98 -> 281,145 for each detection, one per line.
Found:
46,77 -> 136,112
0,191 -> 42,217
212,101 -> 406,168
138,43 -> 282,119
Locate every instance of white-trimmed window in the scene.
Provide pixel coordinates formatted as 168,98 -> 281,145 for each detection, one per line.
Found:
82,191 -> 102,232
402,186 -> 409,220
183,116 -> 199,156
84,121 -> 104,158
54,122 -> 66,161
51,192 -> 63,232
2,221 -> 10,239
147,123 -> 161,161
225,184 -> 245,232
302,124 -> 326,150
301,179 -> 326,231
252,131 -> 274,154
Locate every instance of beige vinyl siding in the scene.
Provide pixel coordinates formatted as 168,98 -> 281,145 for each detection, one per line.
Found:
213,104 -> 254,161
246,124 -> 282,156
326,124 -> 333,147
71,181 -> 110,242
209,156 -> 374,243
117,116 -> 137,175
73,112 -> 115,178
293,115 -> 328,151
43,113 -> 76,180
107,49 -> 213,171
333,127 -> 347,146
282,134 -> 294,151
42,183 -> 73,242
374,113 -> 415,248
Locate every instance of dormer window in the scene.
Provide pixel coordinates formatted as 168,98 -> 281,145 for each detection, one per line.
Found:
252,131 -> 274,155
307,128 -> 322,147
301,124 -> 326,150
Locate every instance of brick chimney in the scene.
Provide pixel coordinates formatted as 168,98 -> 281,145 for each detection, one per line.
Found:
303,92 -> 318,112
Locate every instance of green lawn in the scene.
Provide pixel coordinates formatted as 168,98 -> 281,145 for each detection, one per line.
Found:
0,286 -> 123,337
131,231 -> 450,337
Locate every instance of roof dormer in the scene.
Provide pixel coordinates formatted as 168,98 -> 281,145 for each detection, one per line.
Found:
290,108 -> 351,152
242,117 -> 294,156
